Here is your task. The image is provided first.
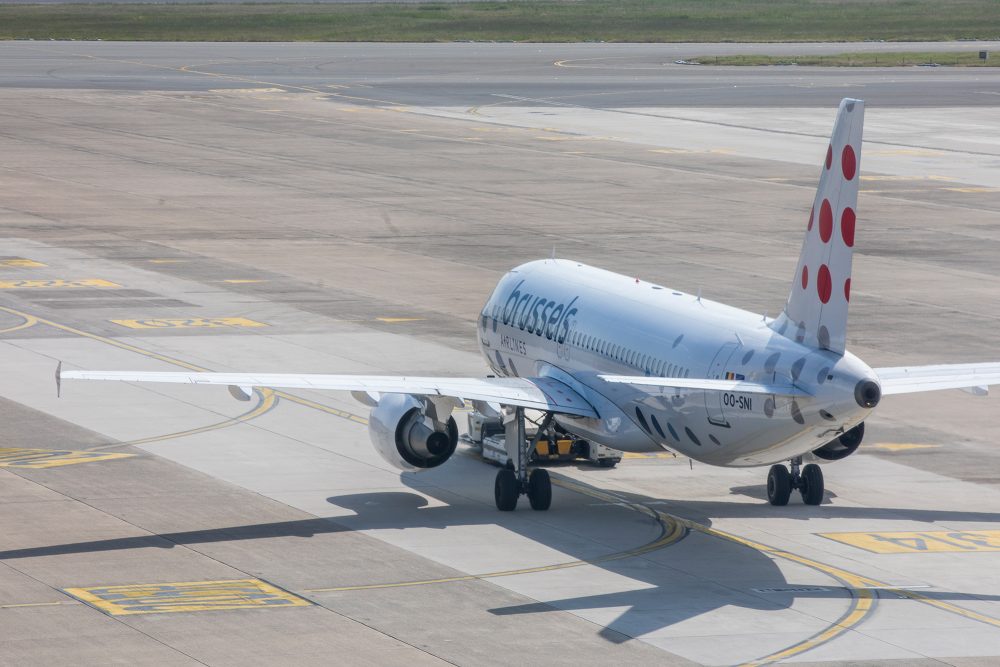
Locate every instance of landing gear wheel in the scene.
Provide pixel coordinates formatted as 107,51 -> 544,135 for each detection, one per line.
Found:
767,464 -> 792,506
495,469 -> 519,511
527,469 -> 552,511
800,463 -> 824,505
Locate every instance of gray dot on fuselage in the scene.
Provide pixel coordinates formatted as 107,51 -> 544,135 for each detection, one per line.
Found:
764,353 -> 781,374
764,398 -> 774,417
818,325 -> 830,349
846,101 -> 855,112
742,350 -> 754,365
795,322 -> 806,343
817,367 -> 831,384
673,334 -> 684,348
791,400 -> 805,425
791,357 -> 806,381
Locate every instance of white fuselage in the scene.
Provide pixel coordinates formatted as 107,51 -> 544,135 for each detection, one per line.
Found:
478,260 -> 878,467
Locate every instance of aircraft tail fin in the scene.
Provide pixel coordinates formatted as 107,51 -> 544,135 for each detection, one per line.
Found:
770,98 -> 864,355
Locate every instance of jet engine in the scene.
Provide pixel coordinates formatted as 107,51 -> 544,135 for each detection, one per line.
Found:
813,422 -> 865,461
368,393 -> 458,471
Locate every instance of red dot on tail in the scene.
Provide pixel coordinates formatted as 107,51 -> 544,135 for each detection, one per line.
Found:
825,144 -> 832,170
807,205 -> 814,231
819,199 -> 833,242
841,207 -> 856,247
817,265 -> 832,303
844,278 -> 851,302
801,265 -> 809,289
842,145 -> 857,180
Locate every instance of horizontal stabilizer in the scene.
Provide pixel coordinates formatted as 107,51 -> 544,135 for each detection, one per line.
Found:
598,375 -> 808,397
876,362 -> 1000,396
57,369 -> 599,418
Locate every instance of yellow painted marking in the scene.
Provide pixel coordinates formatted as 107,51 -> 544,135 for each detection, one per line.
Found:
0,447 -> 133,469
0,311 -> 39,334
866,148 -> 945,157
208,87 -> 285,94
111,317 -> 268,330
0,279 -> 120,289
944,187 -> 1000,193
88,389 -> 278,452
375,317 -> 425,323
307,479 -> 686,594
821,530 -> 1000,554
649,148 -> 734,155
65,579 -> 310,616
222,279 -> 266,284
535,135 -> 610,143
0,258 -> 47,268
868,443 -> 940,452
0,601 -> 75,609
860,175 -> 955,182
148,259 -> 189,264
622,452 -> 676,459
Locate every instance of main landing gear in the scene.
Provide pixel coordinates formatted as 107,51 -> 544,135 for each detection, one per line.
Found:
767,457 -> 824,506
494,407 -> 552,511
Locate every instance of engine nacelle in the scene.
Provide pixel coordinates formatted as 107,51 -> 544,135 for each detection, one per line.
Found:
368,393 -> 458,471
813,422 -> 865,461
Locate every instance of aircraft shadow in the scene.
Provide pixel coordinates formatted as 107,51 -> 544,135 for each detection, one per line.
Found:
6,473 -> 1000,645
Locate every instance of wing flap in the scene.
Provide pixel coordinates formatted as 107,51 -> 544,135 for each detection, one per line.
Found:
58,369 -> 599,418
876,362 -> 1000,396
598,375 -> 808,397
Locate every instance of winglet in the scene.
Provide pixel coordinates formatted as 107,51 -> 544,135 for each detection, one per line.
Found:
55,361 -> 62,398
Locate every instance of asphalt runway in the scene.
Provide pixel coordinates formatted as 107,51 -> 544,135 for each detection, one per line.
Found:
2,42 -> 1000,665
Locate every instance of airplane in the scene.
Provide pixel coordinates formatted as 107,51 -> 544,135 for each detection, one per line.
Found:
58,98 -> 1000,512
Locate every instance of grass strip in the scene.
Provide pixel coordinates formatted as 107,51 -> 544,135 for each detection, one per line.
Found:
689,51 -> 999,67
0,1 -> 999,43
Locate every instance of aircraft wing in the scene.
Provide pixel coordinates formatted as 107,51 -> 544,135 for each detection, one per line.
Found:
875,362 -> 1000,396
57,367 -> 599,418
598,375 -> 808,397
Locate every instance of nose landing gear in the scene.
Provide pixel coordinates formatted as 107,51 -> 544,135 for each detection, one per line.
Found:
767,457 -> 824,506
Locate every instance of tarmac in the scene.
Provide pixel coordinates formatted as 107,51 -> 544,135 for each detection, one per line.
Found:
1,41 -> 1000,665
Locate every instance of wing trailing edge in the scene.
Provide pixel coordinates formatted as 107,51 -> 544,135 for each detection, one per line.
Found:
598,375 -> 808,397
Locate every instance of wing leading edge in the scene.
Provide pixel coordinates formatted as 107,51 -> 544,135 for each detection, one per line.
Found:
875,362 -> 1000,396
57,368 -> 599,418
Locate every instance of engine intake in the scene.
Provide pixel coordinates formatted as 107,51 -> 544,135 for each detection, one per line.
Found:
813,422 -> 864,461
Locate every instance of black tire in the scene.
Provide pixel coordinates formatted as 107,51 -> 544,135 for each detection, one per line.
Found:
494,469 -> 519,511
527,469 -> 552,511
800,463 -> 825,506
597,458 -> 619,469
767,464 -> 792,506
